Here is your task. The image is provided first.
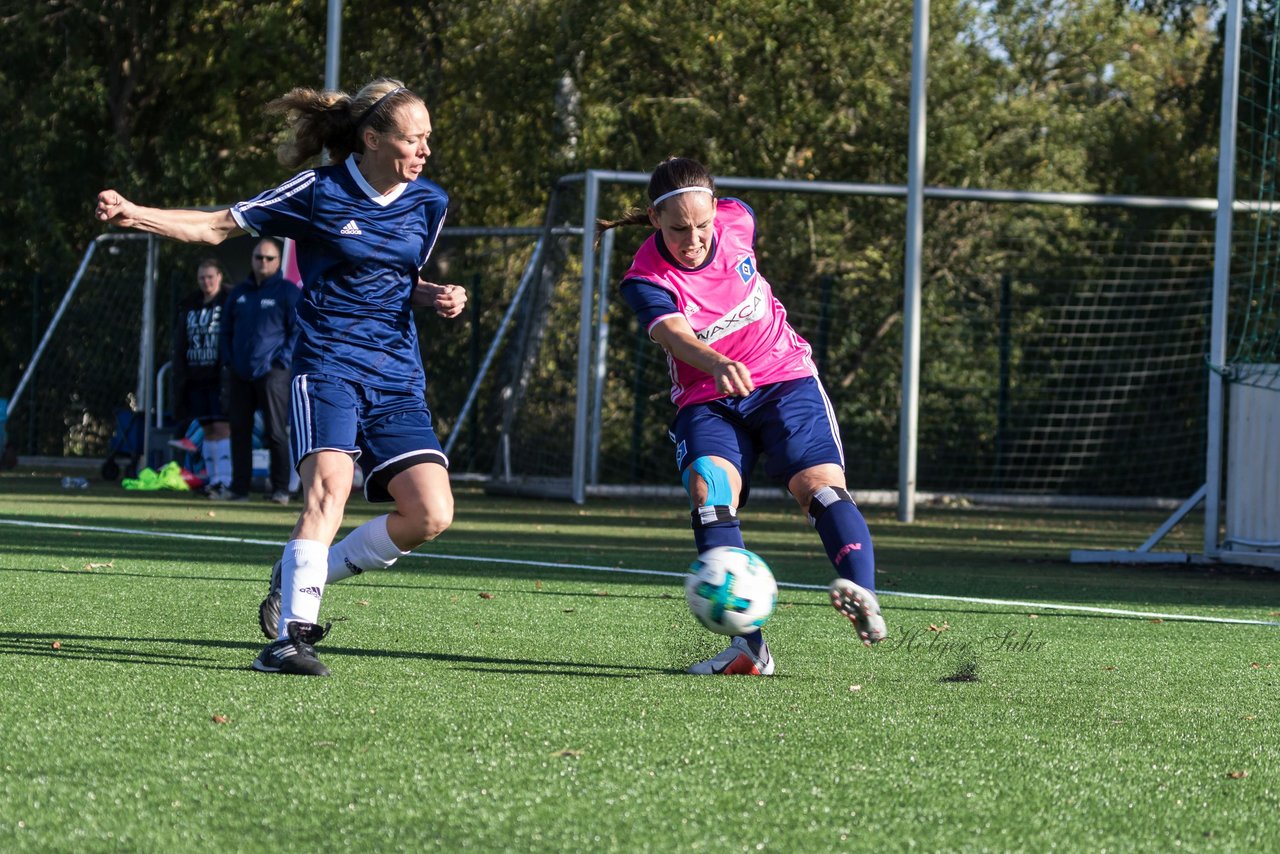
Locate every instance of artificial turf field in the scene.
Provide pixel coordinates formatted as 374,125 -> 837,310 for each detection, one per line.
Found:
1,467 -> 1278,852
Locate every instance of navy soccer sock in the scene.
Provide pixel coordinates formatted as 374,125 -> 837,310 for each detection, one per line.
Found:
809,487 -> 876,591
692,514 -> 744,553
690,507 -> 764,653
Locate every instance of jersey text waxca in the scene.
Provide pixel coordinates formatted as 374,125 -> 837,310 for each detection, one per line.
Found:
620,198 -> 816,408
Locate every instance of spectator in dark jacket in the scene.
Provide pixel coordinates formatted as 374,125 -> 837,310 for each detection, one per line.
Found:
173,258 -> 232,494
218,238 -> 298,503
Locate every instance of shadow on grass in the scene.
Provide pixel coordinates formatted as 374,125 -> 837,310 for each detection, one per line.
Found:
0,563 -> 261,587
0,631 -> 254,670
0,630 -> 677,677
340,643 -> 679,677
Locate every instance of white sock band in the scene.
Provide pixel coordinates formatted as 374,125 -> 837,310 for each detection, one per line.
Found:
327,515 -> 409,583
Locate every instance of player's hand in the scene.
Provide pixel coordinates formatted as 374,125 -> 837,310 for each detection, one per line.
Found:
414,279 -> 468,318
433,283 -> 467,318
95,189 -> 133,225
711,360 -> 754,397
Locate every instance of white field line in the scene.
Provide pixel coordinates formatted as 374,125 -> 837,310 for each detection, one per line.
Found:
3,517 -> 1277,628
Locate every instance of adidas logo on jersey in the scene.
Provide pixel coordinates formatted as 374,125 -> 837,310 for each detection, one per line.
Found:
340,220 -> 363,236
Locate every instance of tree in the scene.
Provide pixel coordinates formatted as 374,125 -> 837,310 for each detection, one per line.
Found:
0,0 -> 1230,487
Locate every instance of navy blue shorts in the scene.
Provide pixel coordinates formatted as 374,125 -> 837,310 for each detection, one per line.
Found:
290,373 -> 448,503
184,382 -> 225,424
669,376 -> 844,506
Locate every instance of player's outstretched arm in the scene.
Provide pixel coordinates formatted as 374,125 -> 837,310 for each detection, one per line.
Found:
412,279 -> 468,318
651,315 -> 755,396
95,189 -> 242,245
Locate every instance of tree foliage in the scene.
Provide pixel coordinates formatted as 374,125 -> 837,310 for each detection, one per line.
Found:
0,0 -> 1232,487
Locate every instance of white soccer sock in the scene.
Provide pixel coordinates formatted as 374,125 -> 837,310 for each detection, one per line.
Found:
213,438 -> 231,486
201,439 -> 218,484
204,437 -> 231,487
327,515 -> 409,583
278,538 -> 329,637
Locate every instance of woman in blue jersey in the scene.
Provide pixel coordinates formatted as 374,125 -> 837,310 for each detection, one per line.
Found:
96,78 -> 467,677
597,157 -> 885,676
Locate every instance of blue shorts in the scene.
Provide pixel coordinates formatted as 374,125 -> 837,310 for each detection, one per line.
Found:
669,376 -> 844,506
291,373 -> 448,503
184,382 -> 225,423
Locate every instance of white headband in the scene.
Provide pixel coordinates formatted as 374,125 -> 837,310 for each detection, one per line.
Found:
651,186 -> 714,207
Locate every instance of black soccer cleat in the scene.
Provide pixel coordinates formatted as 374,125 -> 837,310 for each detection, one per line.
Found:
258,559 -> 283,640
252,620 -> 332,676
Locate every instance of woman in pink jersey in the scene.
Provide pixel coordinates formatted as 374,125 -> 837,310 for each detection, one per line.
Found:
598,157 -> 886,675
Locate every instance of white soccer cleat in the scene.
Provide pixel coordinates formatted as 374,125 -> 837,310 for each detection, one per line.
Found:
686,635 -> 775,676
830,578 -> 887,645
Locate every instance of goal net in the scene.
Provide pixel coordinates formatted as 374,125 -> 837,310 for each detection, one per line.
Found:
5,229 -> 543,478
489,177 -> 1223,503
8,186 -> 1238,510
1227,0 -> 1280,389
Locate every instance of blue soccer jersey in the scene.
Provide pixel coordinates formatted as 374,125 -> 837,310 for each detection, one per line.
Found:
229,154 -> 448,391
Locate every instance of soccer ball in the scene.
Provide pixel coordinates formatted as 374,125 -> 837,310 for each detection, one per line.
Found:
684,546 -> 778,636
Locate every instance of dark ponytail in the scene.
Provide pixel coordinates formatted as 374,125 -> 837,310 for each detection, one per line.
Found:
594,157 -> 716,247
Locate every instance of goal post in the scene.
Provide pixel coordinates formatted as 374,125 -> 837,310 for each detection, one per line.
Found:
1203,0 -> 1246,563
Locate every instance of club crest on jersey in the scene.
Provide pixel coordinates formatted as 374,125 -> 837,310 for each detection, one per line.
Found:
736,256 -> 756,284
683,300 -> 700,317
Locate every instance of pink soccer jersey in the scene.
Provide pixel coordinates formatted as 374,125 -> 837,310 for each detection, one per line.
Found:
622,198 -> 817,408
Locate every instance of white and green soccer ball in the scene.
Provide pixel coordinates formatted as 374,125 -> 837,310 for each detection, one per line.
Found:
684,546 -> 778,636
